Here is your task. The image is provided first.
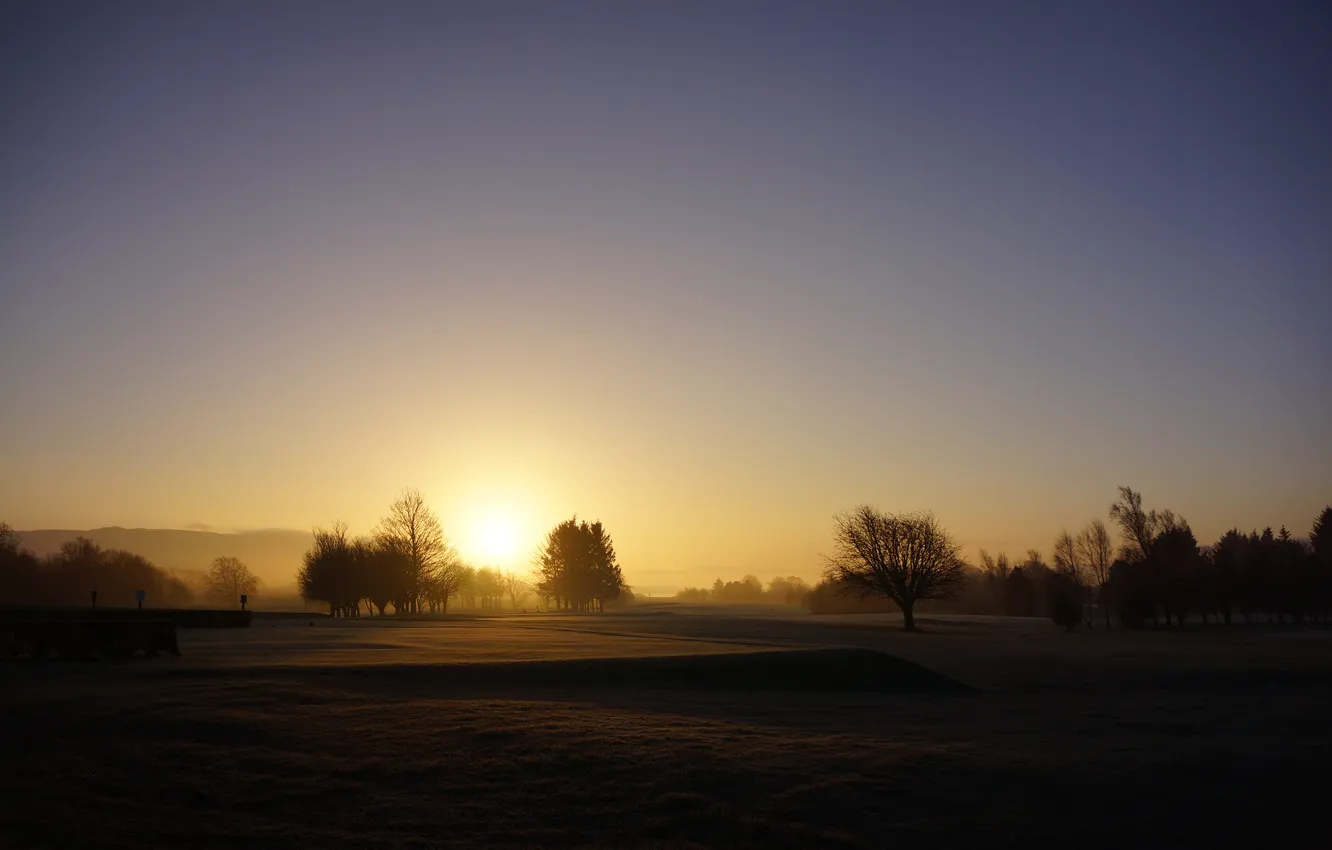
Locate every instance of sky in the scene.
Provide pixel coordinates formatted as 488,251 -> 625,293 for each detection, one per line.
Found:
2,1 -> 1329,590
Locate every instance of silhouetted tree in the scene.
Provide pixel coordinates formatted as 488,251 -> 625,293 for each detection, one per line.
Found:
766,576 -> 809,605
1052,531 -> 1094,628
0,523 -> 42,603
1106,487 -> 1191,627
1075,519 -> 1115,628
1236,529 -> 1271,625
977,549 -> 1011,613
535,517 -> 625,612
1206,529 -> 1247,626
1109,486 -> 1185,562
57,537 -> 103,601
457,564 -> 479,608
587,521 -> 624,610
375,489 -> 460,614
1052,532 -> 1078,577
712,575 -> 765,603
823,507 -> 966,631
1109,557 -> 1152,628
812,494 -> 1332,630
206,556 -> 258,607
1046,569 -> 1085,631
1001,550 -> 1050,617
802,577 -> 899,614
298,523 -> 364,617
422,556 -> 467,613
0,529 -> 191,608
1151,525 -> 1201,626
503,572 -> 531,609
605,585 -> 635,607
675,586 -> 711,603
1051,531 -> 1088,627
1311,507 -> 1332,622
473,567 -> 503,610
1272,526 -> 1312,623
357,538 -> 404,615
0,524 -> 18,553
1004,566 -> 1036,616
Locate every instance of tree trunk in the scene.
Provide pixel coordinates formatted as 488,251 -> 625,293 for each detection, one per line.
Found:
901,599 -> 917,631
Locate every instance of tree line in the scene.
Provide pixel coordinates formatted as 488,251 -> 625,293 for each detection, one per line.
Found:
297,489 -> 469,616
675,575 -> 810,605
297,493 -> 629,616
810,489 -> 1332,631
0,524 -> 258,609
1099,487 -> 1331,628
11,485 -> 1326,631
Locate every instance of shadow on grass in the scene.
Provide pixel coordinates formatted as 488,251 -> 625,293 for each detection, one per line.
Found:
153,647 -> 978,694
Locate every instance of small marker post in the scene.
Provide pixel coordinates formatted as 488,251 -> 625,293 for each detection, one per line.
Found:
135,589 -> 146,611
240,593 -> 248,611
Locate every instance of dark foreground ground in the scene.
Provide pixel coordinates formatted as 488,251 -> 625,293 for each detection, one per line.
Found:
3,608 -> 1329,848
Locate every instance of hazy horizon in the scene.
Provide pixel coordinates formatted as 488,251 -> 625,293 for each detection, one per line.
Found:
3,1 -> 1329,588
9,493 -> 1332,594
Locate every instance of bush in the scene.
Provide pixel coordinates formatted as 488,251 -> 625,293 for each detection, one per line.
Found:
1046,572 -> 1084,631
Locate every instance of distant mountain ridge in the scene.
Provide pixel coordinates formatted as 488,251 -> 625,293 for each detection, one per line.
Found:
16,527 -> 312,586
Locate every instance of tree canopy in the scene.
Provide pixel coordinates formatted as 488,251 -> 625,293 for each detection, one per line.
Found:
534,517 -> 625,612
823,506 -> 967,630
374,488 -> 461,615
206,556 -> 258,607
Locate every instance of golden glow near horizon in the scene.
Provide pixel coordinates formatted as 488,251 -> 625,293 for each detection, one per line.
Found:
450,497 -> 540,569
3,6 -> 1329,596
470,510 -> 522,564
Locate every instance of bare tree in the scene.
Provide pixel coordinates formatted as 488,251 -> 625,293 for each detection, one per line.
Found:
423,552 -> 467,613
1109,485 -> 1186,561
1075,519 -> 1115,629
1052,530 -> 1091,629
823,506 -> 967,631
206,556 -> 258,608
375,488 -> 456,614
1109,486 -> 1156,560
503,572 -> 530,610
0,523 -> 19,554
1052,531 -> 1081,580
474,567 -> 503,609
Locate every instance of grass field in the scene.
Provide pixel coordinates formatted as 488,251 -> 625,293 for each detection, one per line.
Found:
3,606 -> 1329,848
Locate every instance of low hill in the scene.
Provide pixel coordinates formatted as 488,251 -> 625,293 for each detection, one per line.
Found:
16,527 -> 311,586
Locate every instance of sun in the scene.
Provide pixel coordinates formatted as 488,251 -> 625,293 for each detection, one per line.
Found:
471,511 -> 521,563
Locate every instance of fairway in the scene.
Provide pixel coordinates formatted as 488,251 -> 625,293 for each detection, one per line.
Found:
4,609 -> 1329,848
177,615 -> 760,667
